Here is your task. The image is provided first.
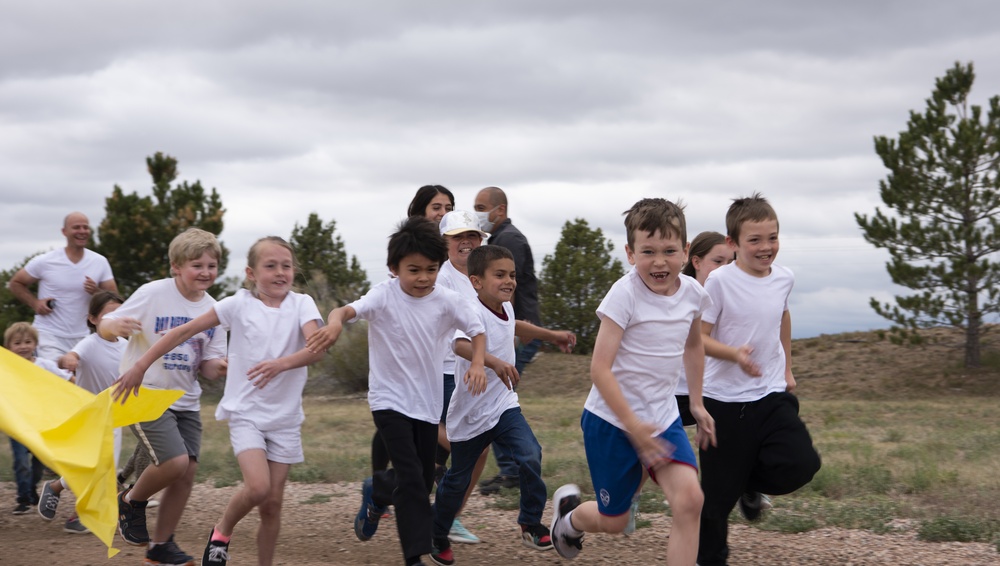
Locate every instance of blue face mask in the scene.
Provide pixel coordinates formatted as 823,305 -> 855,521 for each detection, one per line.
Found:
475,207 -> 498,232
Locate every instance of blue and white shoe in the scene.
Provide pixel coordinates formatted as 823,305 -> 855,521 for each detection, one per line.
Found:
354,477 -> 385,541
448,517 -> 481,544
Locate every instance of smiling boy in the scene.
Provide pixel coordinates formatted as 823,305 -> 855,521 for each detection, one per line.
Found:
306,216 -> 488,566
696,193 -> 821,566
100,228 -> 228,566
429,245 -> 576,566
550,198 -> 715,566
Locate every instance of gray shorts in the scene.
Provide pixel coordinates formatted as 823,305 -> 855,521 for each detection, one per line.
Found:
130,409 -> 202,466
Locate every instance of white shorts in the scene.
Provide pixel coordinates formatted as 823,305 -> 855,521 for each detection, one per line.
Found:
228,418 -> 304,465
36,330 -> 83,362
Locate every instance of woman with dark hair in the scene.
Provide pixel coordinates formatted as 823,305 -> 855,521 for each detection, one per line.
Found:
407,185 -> 455,223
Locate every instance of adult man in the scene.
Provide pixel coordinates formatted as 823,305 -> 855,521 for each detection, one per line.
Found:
10,212 -> 118,360
473,186 -> 541,494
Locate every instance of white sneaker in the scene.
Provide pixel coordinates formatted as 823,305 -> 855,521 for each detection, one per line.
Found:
448,517 -> 481,544
550,484 -> 583,560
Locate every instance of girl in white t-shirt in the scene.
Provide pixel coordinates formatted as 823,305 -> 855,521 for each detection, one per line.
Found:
39,291 -> 128,531
120,237 -> 324,566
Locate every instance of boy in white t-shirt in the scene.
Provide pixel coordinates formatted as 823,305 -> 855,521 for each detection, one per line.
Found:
429,245 -> 576,566
101,228 -> 228,566
4,322 -> 72,515
550,198 -> 716,565
306,217 -> 488,566
696,193 -> 821,566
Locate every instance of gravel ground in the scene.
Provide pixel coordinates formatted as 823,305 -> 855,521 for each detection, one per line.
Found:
1,481 -> 996,565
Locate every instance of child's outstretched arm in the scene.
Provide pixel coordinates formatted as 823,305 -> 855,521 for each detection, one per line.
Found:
591,317 -> 671,466
685,317 -> 716,450
701,321 -> 762,377
513,320 -> 577,353
454,337 -> 519,390
305,305 -> 355,353
781,309 -> 795,392
461,333 -> 488,395
112,309 -> 221,404
248,320 -> 326,389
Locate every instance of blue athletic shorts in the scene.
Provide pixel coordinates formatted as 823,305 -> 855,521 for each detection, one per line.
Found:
581,409 -> 697,516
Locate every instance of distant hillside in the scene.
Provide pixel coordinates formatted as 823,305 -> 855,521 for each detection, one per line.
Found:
518,326 -> 1000,401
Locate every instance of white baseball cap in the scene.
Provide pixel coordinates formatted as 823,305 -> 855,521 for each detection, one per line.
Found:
439,210 -> 490,240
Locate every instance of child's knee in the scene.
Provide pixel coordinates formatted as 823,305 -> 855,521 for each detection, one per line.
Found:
669,486 -> 704,520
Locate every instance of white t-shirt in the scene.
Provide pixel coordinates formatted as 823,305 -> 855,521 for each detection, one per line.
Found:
436,260 -> 478,375
350,278 -> 485,424
213,289 -> 322,430
34,356 -> 72,380
25,249 -> 115,339
106,278 -> 227,412
702,262 -> 793,403
583,270 -> 711,434
448,301 -> 520,442
70,333 -> 128,394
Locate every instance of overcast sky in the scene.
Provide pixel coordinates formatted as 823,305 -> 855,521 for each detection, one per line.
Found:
3,1 -> 1000,338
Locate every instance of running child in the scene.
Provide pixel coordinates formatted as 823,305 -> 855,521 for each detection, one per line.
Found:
116,236 -> 323,566
38,290 -> 127,533
102,228 -> 228,566
306,216 -> 488,566
697,193 -> 821,566
5,322 -> 72,515
430,244 -> 576,566
550,198 -> 716,565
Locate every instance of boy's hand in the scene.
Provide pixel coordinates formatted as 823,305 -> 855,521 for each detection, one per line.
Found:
487,359 -> 520,390
58,353 -> 79,374
554,331 -> 577,353
248,359 -> 286,389
736,344 -> 762,377
305,321 -> 341,353
785,371 -> 797,393
112,366 -> 145,404
110,317 -> 142,338
690,404 -> 718,450
625,419 -> 673,467
83,276 -> 99,295
463,363 -> 488,396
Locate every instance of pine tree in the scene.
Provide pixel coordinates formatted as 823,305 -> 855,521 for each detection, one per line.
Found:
540,218 -> 625,354
289,212 -> 369,306
856,62 -> 1000,367
95,153 -> 229,297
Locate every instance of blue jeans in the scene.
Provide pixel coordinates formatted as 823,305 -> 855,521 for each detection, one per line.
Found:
10,438 -> 43,504
490,339 -> 543,478
434,407 -> 546,537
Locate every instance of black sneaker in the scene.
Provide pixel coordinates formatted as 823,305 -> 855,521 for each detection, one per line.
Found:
117,489 -> 149,546
429,537 -> 454,566
550,484 -> 584,559
520,523 -> 553,551
738,491 -> 764,522
144,535 -> 194,565
38,480 -> 60,520
12,502 -> 31,515
202,530 -> 230,566
478,474 -> 518,495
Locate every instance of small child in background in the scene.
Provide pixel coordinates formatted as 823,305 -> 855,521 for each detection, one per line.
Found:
5,322 -> 71,515
430,245 -> 576,566
118,236 -> 324,566
37,290 -> 127,534
307,216 -> 488,566
102,228 -> 228,566
550,198 -> 716,565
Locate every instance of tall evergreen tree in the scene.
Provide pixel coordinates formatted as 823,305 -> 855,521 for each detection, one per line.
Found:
0,255 -> 40,331
289,212 -> 369,306
856,62 -> 1000,367
540,218 -> 625,354
95,152 -> 229,297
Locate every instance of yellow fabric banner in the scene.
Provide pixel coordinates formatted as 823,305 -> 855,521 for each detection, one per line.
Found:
0,347 -> 182,558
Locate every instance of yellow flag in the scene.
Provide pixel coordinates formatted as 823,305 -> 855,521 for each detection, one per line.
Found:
0,347 -> 182,558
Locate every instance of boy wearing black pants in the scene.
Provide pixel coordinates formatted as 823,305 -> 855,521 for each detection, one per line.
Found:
698,193 -> 821,566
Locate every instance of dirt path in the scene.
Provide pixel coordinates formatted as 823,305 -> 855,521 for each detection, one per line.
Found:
1,481 -> 996,565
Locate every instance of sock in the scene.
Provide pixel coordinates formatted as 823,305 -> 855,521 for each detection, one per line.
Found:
59,478 -> 69,490
562,510 -> 584,537
211,527 -> 231,543
123,491 -> 132,504
148,541 -> 164,550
